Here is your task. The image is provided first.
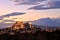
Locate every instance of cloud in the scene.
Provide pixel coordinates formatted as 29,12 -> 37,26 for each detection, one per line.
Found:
10,0 -> 60,5
0,12 -> 25,20
10,0 -> 60,10
10,0 -> 44,5
28,1 -> 60,10
2,20 -> 15,22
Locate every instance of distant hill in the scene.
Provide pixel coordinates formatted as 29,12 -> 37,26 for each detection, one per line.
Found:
53,18 -> 60,23
0,12 -> 25,20
32,18 -> 60,27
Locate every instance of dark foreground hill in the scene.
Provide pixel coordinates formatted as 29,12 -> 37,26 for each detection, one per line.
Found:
0,21 -> 60,40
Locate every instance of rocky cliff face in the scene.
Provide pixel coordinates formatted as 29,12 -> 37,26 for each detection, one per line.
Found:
11,21 -> 35,30
12,21 -> 29,30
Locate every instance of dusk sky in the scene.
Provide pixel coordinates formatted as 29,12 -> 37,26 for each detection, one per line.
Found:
0,0 -> 60,28
0,0 -> 60,21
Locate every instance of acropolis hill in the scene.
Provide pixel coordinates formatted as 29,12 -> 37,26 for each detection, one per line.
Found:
0,21 -> 60,40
